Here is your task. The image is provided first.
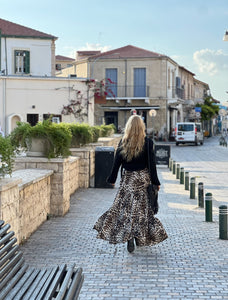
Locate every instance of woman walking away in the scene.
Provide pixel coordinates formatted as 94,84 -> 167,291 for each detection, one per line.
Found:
93,115 -> 168,253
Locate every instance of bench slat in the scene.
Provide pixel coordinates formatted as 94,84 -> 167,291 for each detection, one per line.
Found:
0,236 -> 17,258
22,268 -> 47,300
5,268 -> 37,299
0,224 -> 11,238
14,268 -> 40,299
36,265 -> 66,300
55,264 -> 75,300
0,245 -> 19,270
0,263 -> 28,299
0,253 -> 24,288
64,268 -> 84,300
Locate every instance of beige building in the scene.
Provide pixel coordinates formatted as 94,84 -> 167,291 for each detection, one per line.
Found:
68,45 -> 183,140
63,45 -> 209,140
55,55 -> 75,72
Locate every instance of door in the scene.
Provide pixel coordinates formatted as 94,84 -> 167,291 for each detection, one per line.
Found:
105,68 -> 117,97
104,112 -> 118,130
134,68 -> 146,97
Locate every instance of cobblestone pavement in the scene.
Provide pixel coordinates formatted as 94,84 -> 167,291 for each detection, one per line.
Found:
169,136 -> 228,207
21,146 -> 228,299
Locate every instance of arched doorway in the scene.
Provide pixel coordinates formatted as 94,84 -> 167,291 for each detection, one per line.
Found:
7,114 -> 23,134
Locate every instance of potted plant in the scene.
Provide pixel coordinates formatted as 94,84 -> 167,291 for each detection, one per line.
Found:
10,119 -> 72,159
0,136 -> 15,178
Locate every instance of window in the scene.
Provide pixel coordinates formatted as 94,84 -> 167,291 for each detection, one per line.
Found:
14,50 -> 30,74
56,64 -> 61,70
134,68 -> 146,97
178,124 -> 194,131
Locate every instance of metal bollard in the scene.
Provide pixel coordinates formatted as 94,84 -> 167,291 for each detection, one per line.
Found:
205,193 -> 213,222
185,172 -> 189,190
169,158 -> 172,170
169,158 -> 173,172
219,205 -> 228,240
198,182 -> 204,208
172,161 -> 176,175
190,177 -> 195,199
180,167 -> 184,184
176,164 -> 180,179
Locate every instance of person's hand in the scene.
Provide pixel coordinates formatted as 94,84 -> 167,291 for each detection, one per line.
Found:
157,185 -> 160,191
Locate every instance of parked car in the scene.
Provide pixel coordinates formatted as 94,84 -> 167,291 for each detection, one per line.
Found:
175,122 -> 204,146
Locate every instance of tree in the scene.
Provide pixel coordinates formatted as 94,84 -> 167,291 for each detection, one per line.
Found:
196,96 -> 219,121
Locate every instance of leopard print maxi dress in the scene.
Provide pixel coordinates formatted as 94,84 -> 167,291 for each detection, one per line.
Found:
93,168 -> 168,246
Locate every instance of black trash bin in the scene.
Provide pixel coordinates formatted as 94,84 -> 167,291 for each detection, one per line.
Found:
95,146 -> 115,188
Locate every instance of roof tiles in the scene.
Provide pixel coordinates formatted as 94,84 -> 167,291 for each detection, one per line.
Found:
0,18 -> 57,39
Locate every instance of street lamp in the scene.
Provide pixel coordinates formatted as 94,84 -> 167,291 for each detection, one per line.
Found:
223,30 -> 228,41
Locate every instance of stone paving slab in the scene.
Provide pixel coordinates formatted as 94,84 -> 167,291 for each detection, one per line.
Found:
21,165 -> 228,299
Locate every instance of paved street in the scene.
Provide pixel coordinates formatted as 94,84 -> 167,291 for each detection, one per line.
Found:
21,136 -> 228,299
170,135 -> 228,207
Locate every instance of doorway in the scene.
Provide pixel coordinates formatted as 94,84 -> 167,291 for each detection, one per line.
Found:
27,114 -> 39,126
104,112 -> 118,130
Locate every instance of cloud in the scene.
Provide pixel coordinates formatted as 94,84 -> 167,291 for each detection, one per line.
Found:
193,49 -> 228,76
78,43 -> 112,53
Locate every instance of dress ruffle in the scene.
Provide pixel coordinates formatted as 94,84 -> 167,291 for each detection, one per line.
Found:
93,169 -> 168,246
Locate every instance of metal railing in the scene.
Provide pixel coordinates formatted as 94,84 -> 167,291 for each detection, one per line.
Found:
106,85 -> 150,98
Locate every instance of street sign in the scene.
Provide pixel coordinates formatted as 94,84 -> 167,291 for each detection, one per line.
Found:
195,107 -> 202,112
196,112 -> 201,117
155,145 -> 170,166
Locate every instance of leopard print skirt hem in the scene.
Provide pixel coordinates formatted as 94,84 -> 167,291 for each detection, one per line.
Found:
93,168 -> 168,246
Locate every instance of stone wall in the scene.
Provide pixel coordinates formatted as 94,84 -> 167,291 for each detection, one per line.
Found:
0,169 -> 53,243
14,156 -> 79,216
0,135 -> 121,243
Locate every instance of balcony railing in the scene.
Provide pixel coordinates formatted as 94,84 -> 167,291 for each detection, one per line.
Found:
106,85 -> 150,98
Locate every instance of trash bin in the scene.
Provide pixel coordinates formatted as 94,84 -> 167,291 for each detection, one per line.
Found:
95,146 -> 115,188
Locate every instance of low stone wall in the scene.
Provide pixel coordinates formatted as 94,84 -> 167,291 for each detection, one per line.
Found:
14,156 -> 79,216
0,169 -> 53,243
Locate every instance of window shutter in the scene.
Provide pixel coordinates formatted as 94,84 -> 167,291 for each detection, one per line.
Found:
25,51 -> 30,74
14,50 -> 17,73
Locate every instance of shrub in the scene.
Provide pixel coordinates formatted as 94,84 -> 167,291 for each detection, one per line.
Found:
91,126 -> 102,143
68,123 -> 93,147
100,124 -> 116,137
0,136 -> 15,178
10,120 -> 72,159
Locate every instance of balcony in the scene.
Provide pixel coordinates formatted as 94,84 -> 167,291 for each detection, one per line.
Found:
106,85 -> 150,100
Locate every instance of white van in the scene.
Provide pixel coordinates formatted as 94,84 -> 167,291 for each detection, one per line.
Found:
175,122 -> 204,146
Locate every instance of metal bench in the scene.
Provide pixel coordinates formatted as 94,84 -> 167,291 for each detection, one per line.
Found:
0,220 -> 84,299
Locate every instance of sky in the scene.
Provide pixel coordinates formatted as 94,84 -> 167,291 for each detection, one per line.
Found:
1,0 -> 228,103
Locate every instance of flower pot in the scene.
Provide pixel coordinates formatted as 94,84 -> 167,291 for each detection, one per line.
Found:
95,95 -> 107,104
26,137 -> 48,157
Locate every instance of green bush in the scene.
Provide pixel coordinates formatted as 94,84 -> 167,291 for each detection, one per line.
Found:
10,120 -> 72,159
68,123 -> 93,147
91,126 -> 102,143
99,124 -> 116,137
0,136 -> 15,178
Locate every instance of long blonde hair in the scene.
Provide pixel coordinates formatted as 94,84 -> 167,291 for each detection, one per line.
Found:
121,115 -> 146,161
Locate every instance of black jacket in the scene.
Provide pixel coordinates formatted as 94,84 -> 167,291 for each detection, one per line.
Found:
107,137 -> 160,185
